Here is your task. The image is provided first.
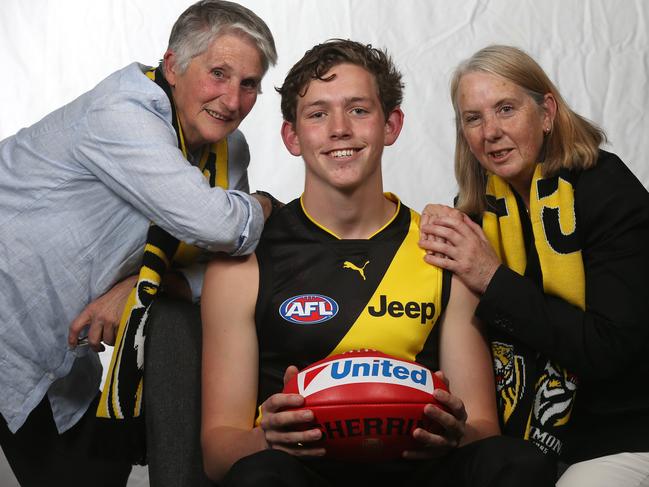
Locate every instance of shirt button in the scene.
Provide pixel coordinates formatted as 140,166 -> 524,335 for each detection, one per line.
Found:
47,372 -> 56,380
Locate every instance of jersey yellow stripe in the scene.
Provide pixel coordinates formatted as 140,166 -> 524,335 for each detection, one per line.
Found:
330,210 -> 443,360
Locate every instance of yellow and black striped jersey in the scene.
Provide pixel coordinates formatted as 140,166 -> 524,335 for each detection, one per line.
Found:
254,194 -> 451,404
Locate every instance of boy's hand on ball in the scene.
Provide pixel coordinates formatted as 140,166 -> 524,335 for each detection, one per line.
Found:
403,376 -> 467,460
259,367 -> 326,457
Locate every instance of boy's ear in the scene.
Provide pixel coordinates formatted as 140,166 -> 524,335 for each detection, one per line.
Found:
384,107 -> 404,146
281,120 -> 302,156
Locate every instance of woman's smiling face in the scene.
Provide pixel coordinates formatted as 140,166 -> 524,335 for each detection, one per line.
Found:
457,71 -> 555,197
165,33 -> 263,151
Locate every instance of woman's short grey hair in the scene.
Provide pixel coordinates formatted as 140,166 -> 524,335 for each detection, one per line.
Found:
167,0 -> 277,75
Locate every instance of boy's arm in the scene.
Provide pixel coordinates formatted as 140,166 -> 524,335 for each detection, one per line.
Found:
200,254 -> 266,481
200,254 -> 324,482
439,274 -> 500,444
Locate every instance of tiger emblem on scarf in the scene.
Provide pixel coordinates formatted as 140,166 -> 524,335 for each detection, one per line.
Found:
492,341 -> 525,424
533,361 -> 578,427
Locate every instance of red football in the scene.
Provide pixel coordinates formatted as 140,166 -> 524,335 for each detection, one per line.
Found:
282,349 -> 448,461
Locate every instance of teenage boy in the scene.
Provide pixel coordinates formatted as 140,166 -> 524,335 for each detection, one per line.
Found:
200,39 -> 555,487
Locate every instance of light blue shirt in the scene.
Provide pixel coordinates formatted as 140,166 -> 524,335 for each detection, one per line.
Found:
0,63 -> 264,433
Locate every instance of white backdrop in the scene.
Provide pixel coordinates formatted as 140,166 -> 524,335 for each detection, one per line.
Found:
2,0 -> 648,211
1,1 -> 648,485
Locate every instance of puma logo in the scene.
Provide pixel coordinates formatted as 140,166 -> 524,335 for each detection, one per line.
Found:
343,260 -> 369,280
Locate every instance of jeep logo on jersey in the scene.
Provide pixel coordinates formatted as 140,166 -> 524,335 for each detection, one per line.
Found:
279,294 -> 339,324
297,357 -> 434,397
367,295 -> 435,324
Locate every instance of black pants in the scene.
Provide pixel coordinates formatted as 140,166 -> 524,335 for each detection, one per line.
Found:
144,296 -> 213,487
0,393 -> 132,487
223,436 -> 556,487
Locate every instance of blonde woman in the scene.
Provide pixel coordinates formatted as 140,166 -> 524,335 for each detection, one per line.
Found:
420,45 -> 649,486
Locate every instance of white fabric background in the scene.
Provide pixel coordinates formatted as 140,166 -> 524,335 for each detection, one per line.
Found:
1,1 -> 648,485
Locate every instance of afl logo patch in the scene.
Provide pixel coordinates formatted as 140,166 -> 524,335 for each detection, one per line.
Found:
279,294 -> 339,324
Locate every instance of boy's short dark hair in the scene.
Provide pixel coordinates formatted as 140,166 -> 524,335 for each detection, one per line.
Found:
276,39 -> 404,124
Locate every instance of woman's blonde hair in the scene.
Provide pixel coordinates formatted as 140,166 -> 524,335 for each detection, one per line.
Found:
450,45 -> 606,215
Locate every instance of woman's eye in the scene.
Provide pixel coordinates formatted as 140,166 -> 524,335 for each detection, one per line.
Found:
212,69 -> 224,79
241,79 -> 259,90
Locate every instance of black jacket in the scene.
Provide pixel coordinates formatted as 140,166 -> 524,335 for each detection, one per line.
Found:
476,150 -> 649,462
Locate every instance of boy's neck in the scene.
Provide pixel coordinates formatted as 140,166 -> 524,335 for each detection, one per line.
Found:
301,182 -> 397,239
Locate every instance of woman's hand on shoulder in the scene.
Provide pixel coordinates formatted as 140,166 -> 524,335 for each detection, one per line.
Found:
420,204 -> 464,257
420,209 -> 500,294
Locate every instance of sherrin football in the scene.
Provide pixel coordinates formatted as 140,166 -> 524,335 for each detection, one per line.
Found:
282,349 -> 448,461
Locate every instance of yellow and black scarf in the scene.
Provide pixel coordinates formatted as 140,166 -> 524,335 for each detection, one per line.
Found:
483,164 -> 583,457
97,67 -> 229,429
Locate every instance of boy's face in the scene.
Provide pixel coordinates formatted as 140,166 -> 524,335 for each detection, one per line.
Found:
281,63 -> 402,194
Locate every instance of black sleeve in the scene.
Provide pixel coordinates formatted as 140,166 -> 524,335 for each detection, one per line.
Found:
476,151 -> 649,379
